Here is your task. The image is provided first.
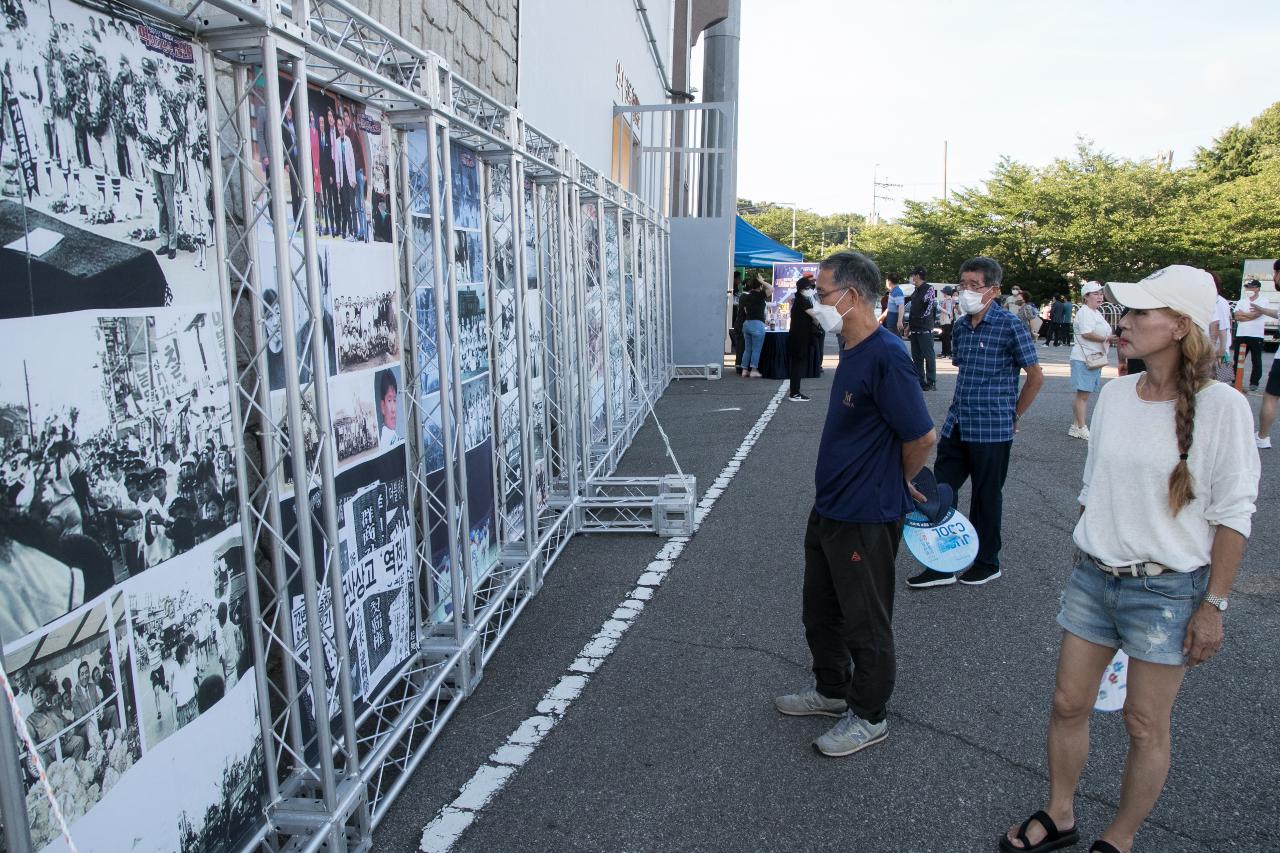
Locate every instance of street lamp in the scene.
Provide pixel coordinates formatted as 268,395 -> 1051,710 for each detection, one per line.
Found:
769,200 -> 798,249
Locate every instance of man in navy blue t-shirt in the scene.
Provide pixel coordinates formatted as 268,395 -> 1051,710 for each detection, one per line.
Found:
774,251 -> 937,758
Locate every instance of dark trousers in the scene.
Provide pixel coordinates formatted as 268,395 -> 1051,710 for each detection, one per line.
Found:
910,331 -> 936,385
787,341 -> 808,395
802,510 -> 902,724
940,323 -> 953,357
934,427 -> 1012,572
1236,336 -> 1263,387
1053,321 -> 1071,346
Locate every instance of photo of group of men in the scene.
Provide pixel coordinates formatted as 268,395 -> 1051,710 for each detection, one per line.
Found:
253,73 -> 392,244
336,291 -> 398,372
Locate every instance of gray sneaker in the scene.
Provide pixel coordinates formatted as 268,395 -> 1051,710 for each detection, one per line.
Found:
813,711 -> 888,757
774,689 -> 847,717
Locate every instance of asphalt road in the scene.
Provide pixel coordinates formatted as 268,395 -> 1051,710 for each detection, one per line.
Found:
374,336 -> 1280,853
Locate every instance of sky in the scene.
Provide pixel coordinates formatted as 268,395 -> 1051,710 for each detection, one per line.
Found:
732,0 -> 1280,219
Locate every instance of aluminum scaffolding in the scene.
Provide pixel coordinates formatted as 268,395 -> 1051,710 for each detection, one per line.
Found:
0,0 -> 688,850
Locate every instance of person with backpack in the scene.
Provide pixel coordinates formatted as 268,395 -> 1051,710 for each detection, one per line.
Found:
907,267 -> 938,390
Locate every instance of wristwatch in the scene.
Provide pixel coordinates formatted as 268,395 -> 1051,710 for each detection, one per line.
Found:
1204,594 -> 1228,612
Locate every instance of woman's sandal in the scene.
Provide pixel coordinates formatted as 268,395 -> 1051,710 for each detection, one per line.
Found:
998,810 -> 1080,852
1089,842 -> 1123,853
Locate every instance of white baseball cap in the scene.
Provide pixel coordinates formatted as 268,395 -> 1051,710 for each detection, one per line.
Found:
1105,265 -> 1216,332
1081,282 -> 1104,296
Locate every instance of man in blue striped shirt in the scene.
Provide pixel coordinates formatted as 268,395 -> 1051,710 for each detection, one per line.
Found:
908,257 -> 1044,589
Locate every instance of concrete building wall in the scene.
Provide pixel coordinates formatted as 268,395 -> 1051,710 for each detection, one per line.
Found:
348,0 -> 519,104
517,0 -> 672,179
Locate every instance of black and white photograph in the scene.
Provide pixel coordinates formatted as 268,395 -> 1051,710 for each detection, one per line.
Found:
374,366 -> 405,452
580,200 -> 600,288
495,289 -> 519,396
523,178 -> 539,291
127,530 -> 250,752
525,291 -> 545,383
410,212 -> 437,286
486,161 -> 514,290
450,144 -> 480,229
419,392 -> 445,474
587,304 -> 607,443
458,284 -> 490,382
464,438 -> 496,585
0,0 -> 219,319
414,285 -> 441,396
271,385 -> 321,491
329,368 -> 380,469
460,374 -> 493,451
5,597 -> 141,850
452,228 -> 484,285
259,243 -> 339,392
0,310 -> 238,644
335,288 -> 398,373
250,73 -> 392,245
406,129 -> 434,216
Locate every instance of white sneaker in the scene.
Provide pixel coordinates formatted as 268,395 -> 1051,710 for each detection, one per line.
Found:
1068,424 -> 1090,440
750,369 -> 763,378
1257,435 -> 1271,449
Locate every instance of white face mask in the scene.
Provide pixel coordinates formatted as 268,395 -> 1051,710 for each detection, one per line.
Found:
958,289 -> 988,315
812,290 -> 851,333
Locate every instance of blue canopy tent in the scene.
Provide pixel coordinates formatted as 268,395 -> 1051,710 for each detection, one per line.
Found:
734,215 -> 802,267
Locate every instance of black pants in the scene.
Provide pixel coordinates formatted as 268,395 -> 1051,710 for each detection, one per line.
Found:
934,427 -> 1012,573
940,324 -> 953,357
910,332 -> 936,386
788,343 -> 807,395
802,510 -> 902,724
1052,321 -> 1070,345
1236,336 -> 1263,387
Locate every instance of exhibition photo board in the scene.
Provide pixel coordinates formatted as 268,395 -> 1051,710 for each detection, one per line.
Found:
0,1 -> 265,850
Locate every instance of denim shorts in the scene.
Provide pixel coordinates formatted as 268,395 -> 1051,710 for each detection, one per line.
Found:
1057,556 -> 1208,666
1070,358 -> 1103,393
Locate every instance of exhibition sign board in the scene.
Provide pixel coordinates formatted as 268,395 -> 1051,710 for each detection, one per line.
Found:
0,0 -> 265,848
770,261 -> 819,331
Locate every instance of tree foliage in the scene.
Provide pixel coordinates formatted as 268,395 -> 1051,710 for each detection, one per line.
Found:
741,102 -> 1280,301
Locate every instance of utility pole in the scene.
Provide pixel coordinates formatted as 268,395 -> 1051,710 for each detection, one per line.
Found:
791,204 -> 796,249
943,141 -> 949,199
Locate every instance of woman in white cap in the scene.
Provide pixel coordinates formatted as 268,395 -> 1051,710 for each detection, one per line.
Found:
1068,282 -> 1113,440
1001,265 -> 1258,853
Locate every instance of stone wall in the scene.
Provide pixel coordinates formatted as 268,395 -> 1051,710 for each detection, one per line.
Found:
349,0 -> 518,104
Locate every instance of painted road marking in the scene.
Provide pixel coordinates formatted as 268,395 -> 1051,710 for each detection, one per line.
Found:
419,382 -> 788,852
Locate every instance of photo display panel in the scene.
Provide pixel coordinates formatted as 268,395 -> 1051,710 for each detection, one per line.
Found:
581,201 -> 607,445
486,160 -> 524,544
247,71 -> 416,723
604,212 -> 625,429
522,178 -> 549,516
0,1 -> 265,849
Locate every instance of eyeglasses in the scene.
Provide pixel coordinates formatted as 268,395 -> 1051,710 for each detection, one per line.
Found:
957,282 -> 995,293
814,288 -> 844,300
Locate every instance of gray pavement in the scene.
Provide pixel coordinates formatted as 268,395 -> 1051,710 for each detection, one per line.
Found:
374,336 -> 1280,853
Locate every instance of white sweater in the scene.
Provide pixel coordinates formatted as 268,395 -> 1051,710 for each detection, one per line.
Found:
1074,374 -> 1259,572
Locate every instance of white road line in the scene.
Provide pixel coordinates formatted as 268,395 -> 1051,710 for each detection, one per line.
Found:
419,382 -> 789,852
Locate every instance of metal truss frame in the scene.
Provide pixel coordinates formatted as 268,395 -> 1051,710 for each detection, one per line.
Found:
0,0 -> 682,851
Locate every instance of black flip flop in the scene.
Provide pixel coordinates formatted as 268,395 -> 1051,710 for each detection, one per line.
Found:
1089,842 -> 1123,853
998,810 -> 1080,853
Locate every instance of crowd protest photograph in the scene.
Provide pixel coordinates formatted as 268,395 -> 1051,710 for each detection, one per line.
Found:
0,0 -> 218,319
5,598 -> 141,849
0,310 -> 237,643
450,145 -> 480,229
126,530 -> 248,751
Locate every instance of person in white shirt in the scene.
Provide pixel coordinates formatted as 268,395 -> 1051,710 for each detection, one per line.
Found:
1002,266 -> 1258,853
1067,282 -> 1114,440
1231,260 -> 1280,448
376,368 -> 401,451
1209,277 -> 1232,365
1231,279 -> 1267,391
